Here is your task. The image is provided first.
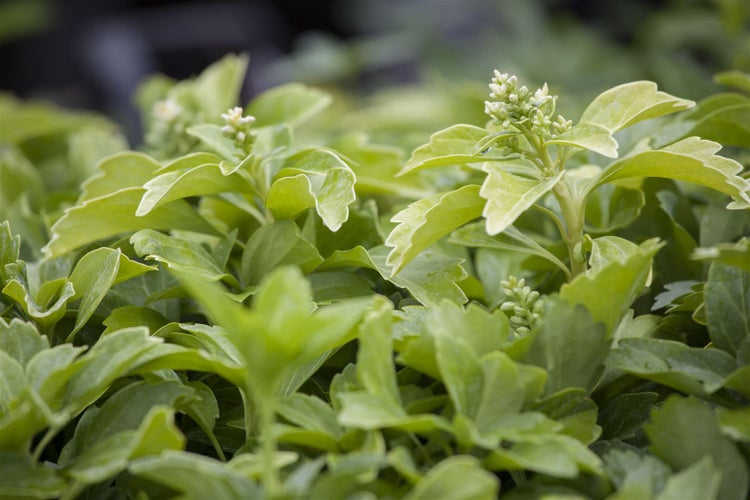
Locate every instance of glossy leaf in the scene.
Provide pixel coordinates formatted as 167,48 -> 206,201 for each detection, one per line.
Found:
385,185 -> 484,273
580,81 -> 694,133
79,151 -> 161,202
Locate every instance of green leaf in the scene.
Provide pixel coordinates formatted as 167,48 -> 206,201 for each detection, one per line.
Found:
79,151 -> 161,202
61,327 -> 164,415
186,124 -> 246,160
404,456 -> 499,500
65,406 -> 185,484
646,396 -> 749,500
704,261 -> 750,356
191,53 -> 249,118
685,96 -> 750,148
269,149 -> 357,231
595,137 -> 750,209
43,188 -> 219,258
400,124 -> 490,175
580,81 -> 694,133
67,247 -> 154,337
385,185 -> 485,273
533,388 -> 601,444
0,318 -> 48,366
449,221 -> 570,278
247,83 -> 331,127
560,237 -> 663,335
598,392 -> 659,440
2,277 -> 75,332
0,350 -> 47,451
656,456 -> 722,500
0,221 -> 21,283
480,165 -> 563,236
76,381 -> 194,452
0,452 -> 66,498
178,267 -> 369,398
485,434 -> 603,478
130,450 -> 261,499
584,183 -> 645,234
322,245 -> 468,307
240,220 -> 323,286
277,393 -> 343,439
522,297 -> 609,394
137,161 -> 255,216
715,70 -> 750,93
356,296 -> 401,408
131,229 -> 238,288
693,238 -> 750,272
546,122 -> 618,158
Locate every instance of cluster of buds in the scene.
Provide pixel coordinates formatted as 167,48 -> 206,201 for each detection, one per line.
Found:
484,71 -> 572,139
221,106 -> 256,150
499,276 -> 544,338
146,98 -> 198,157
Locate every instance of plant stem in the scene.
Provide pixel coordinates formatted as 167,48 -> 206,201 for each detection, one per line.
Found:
259,397 -> 281,498
553,181 -> 587,278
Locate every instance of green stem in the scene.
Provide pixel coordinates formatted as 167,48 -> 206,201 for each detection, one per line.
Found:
259,397 -> 281,498
553,181 -> 587,278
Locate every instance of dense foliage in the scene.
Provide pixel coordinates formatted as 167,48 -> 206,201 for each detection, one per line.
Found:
1,53 -> 750,499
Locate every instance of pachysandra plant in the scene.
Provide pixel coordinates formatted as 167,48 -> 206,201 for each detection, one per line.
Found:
2,51 -> 750,500
385,70 -> 750,281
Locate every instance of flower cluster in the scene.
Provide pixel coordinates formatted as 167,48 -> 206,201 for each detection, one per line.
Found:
221,106 -> 256,150
146,98 -> 199,158
484,71 -> 571,139
499,276 -> 544,338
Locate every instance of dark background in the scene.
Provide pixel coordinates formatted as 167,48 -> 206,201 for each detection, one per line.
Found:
1,0 -> 744,143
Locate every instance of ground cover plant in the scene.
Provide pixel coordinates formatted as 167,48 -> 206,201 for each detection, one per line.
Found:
1,53 -> 750,499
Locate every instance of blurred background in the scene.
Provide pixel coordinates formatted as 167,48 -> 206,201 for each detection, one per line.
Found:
1,0 -> 749,143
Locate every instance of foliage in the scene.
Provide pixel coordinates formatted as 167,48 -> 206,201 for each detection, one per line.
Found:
1,54 -> 749,499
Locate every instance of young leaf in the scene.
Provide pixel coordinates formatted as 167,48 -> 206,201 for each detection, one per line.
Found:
399,124 -> 490,175
43,188 -> 219,258
693,238 -> 750,272
546,122 -> 619,158
594,137 -> 750,209
656,456 -> 722,500
480,164 -> 564,236
247,83 -> 331,127
385,185 -> 485,274
580,81 -> 694,133
191,53 -> 249,118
